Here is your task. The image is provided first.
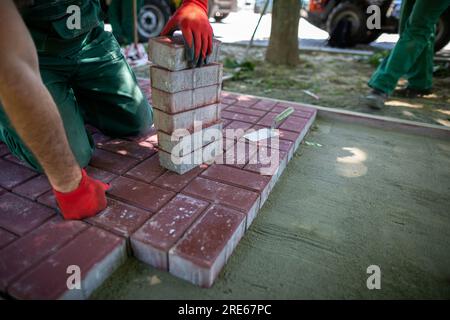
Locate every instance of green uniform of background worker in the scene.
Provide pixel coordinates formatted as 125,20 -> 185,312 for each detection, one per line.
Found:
365,0 -> 450,109
0,0 -> 212,219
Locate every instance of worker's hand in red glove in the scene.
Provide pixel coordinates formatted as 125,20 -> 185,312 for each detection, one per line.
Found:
53,169 -> 109,220
161,0 -> 213,67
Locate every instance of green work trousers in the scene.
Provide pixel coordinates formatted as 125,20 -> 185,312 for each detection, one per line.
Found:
0,26 -> 153,172
368,0 -> 450,95
108,0 -> 143,45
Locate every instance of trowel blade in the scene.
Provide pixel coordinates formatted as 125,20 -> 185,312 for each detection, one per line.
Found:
243,128 -> 279,142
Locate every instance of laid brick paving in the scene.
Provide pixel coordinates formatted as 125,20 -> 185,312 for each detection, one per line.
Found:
0,78 -> 316,298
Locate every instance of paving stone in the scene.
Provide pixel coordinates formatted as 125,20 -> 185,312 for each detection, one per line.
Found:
37,190 -> 58,209
272,104 -> 314,119
131,194 -> 209,270
0,192 -> 55,236
153,165 -> 206,192
276,102 -> 317,115
150,63 -> 222,93
159,139 -> 222,174
244,147 -> 288,177
256,112 -> 280,127
221,97 -> 237,105
250,100 -> 277,111
97,138 -> 157,160
125,154 -> 166,184
89,149 -> 140,175
183,177 -> 260,227
218,139 -> 258,168
0,217 -> 87,291
0,143 -> 10,157
148,35 -> 221,71
0,228 -> 17,249
8,227 -> 126,300
85,166 -> 117,183
152,85 -> 221,114
201,164 -> 271,194
233,96 -> 259,108
279,116 -> 310,133
92,132 -> 111,145
87,199 -> 152,238
0,158 -> 37,190
154,103 -> 220,134
220,110 -> 260,124
124,126 -> 158,145
169,204 -> 246,287
158,122 -> 222,157
223,121 -> 254,141
224,105 -> 266,117
12,174 -> 51,201
108,176 -> 176,212
2,154 -> 27,166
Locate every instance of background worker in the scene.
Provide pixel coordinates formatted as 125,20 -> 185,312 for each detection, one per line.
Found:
0,0 -> 212,219
364,0 -> 450,109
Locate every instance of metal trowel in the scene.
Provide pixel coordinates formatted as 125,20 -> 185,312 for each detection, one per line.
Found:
243,107 -> 294,142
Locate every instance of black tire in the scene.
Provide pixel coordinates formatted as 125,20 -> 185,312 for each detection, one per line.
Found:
214,12 -> 229,22
137,0 -> 171,42
326,2 -> 367,44
435,9 -> 450,52
359,30 -> 382,44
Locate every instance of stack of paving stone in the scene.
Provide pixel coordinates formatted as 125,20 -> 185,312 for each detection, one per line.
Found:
148,35 -> 223,174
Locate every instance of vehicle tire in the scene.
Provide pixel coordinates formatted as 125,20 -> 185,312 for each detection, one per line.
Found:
326,2 -> 367,44
435,9 -> 450,52
214,12 -> 229,22
137,0 -> 171,42
359,30 -> 382,44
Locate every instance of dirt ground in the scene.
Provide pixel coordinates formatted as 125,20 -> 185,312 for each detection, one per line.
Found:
134,44 -> 450,128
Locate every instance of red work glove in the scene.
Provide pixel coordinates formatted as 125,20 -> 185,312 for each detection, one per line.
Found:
161,0 -> 213,67
53,169 -> 109,220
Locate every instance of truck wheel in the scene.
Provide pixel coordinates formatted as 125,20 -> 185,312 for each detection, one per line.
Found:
359,30 -> 382,44
137,0 -> 171,42
326,2 -> 366,44
214,12 -> 229,22
435,9 -> 450,52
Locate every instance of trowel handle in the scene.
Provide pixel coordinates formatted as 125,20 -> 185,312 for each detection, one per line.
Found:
272,107 -> 294,128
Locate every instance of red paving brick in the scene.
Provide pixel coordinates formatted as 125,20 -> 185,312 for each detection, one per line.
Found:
12,175 -> 51,200
85,166 -> 117,183
0,228 -> 16,249
201,164 -> 270,194
0,217 -> 87,291
279,116 -> 310,133
37,190 -> 58,209
125,154 -> 166,184
89,149 -> 140,175
0,192 -> 55,236
97,139 -> 157,160
108,176 -> 176,212
0,158 -> 37,190
153,166 -> 206,192
131,194 -> 209,270
223,120 -> 254,140
0,88 -> 316,294
251,100 -> 277,111
169,204 -> 246,287
87,199 -> 152,238
9,227 -> 126,300
224,105 -> 266,117
0,143 -> 10,157
221,110 -> 260,124
183,177 -> 260,222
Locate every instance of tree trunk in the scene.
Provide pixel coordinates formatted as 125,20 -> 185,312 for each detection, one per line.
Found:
266,0 -> 301,66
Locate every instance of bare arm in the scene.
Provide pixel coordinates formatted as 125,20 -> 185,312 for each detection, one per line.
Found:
0,0 -> 81,192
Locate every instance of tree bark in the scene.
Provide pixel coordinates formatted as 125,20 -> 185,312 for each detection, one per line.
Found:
266,0 -> 301,66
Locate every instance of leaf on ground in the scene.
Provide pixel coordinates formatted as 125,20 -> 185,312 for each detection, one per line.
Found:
304,141 -> 323,147
148,275 -> 161,286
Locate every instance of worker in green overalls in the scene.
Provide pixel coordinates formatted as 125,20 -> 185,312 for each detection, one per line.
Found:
108,0 -> 143,45
0,0 -> 212,219
364,0 -> 450,109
